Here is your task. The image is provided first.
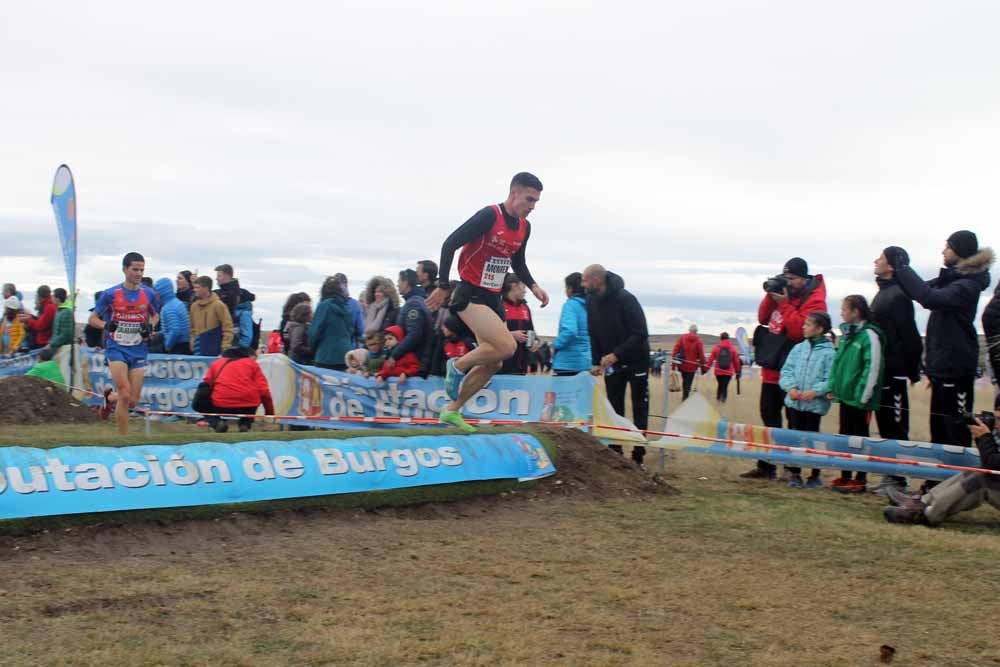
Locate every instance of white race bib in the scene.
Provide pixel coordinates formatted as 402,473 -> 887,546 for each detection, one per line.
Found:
481,256 -> 511,290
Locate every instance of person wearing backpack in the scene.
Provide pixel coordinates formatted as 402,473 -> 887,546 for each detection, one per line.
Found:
705,332 -> 742,403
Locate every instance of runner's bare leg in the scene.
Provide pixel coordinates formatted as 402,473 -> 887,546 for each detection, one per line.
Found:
446,304 -> 515,412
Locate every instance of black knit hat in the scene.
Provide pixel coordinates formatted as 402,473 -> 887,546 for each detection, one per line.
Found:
947,230 -> 978,259
782,257 -> 809,278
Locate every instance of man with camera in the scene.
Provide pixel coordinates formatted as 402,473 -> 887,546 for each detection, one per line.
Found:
747,258 -> 827,479
884,395 -> 1000,525
884,232 -> 993,451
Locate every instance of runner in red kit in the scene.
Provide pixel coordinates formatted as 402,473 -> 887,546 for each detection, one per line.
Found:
426,172 -> 549,432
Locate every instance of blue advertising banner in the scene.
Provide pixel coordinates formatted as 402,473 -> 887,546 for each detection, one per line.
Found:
0,433 -> 556,519
50,165 -> 77,297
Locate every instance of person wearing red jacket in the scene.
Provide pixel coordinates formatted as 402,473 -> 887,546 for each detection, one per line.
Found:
671,324 -> 706,400
746,257 -> 828,479
202,347 -> 275,433
705,332 -> 742,403
376,325 -> 421,384
18,285 -> 57,349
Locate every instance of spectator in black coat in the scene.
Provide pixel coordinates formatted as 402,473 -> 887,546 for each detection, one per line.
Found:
583,264 -> 650,466
885,231 -> 994,450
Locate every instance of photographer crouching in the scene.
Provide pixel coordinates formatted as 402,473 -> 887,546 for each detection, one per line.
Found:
884,394 -> 1000,526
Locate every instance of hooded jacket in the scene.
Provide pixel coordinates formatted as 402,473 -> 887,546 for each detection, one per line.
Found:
24,295 -> 57,347
755,274 -> 828,384
706,339 -> 742,377
779,336 -> 835,415
48,300 -> 75,348
585,272 -> 650,369
154,278 -> 191,352
309,293 -> 354,367
672,332 -> 706,374
552,295 -> 591,372
895,248 -> 994,379
870,276 -> 922,382
190,293 -> 234,356
828,321 -> 885,411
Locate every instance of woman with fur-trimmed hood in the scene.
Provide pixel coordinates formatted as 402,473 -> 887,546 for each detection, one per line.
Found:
363,276 -> 400,337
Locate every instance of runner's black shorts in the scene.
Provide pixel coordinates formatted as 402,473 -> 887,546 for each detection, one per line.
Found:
449,281 -> 506,322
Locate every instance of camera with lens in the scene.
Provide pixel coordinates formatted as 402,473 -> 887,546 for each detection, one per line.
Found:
959,410 -> 996,432
762,275 -> 788,294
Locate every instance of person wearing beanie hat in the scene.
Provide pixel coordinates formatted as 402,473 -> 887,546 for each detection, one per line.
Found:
869,248 -> 924,494
376,324 -> 421,383
887,234 -> 994,459
746,257 -> 829,480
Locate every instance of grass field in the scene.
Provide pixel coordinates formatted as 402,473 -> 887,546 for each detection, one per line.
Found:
1,377 -> 999,666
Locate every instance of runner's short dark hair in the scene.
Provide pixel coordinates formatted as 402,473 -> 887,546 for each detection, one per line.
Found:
214,264 -> 234,277
510,172 -> 543,191
122,252 -> 144,268
195,276 -> 213,289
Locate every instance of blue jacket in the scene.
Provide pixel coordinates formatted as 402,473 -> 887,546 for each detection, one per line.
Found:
235,301 -> 254,348
552,295 -> 591,372
394,286 -> 432,364
779,337 -> 836,415
154,278 -> 190,352
308,294 -> 354,367
346,297 -> 365,348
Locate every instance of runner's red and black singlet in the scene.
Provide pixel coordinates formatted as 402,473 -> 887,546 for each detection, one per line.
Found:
457,205 -> 529,293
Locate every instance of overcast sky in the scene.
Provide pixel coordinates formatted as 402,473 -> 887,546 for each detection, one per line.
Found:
3,1 -> 998,336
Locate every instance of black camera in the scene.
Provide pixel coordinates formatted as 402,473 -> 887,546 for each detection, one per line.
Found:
960,410 -> 996,432
762,275 -> 788,294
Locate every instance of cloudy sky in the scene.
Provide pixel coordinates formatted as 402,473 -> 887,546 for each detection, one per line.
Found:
3,1 -> 998,336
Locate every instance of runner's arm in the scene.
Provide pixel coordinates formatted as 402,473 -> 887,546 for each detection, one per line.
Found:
436,208 -> 497,287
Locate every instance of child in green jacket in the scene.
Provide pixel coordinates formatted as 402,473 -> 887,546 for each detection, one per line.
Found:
828,295 -> 885,494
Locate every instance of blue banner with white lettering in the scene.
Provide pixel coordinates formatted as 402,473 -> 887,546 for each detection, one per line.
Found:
0,433 -> 555,519
50,165 -> 77,296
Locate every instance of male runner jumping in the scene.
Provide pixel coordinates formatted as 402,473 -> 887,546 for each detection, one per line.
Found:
88,252 -> 159,435
426,172 -> 549,432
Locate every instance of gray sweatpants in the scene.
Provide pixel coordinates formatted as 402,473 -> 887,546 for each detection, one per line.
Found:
923,472 -> 1000,525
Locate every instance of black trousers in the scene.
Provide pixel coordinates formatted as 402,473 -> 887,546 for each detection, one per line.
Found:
716,375 -> 732,403
756,382 -> 786,473
605,369 -> 649,464
838,403 -> 871,481
681,371 -> 696,400
785,408 -> 822,478
876,376 -> 910,484
929,376 -> 975,448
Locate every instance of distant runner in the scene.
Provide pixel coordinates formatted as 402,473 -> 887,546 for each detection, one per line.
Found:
426,172 -> 549,432
88,252 -> 159,435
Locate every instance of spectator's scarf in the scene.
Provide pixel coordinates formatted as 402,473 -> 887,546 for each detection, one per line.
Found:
364,298 -> 391,336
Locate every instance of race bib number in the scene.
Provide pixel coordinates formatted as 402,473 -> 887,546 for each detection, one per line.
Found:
113,321 -> 143,346
481,256 -> 511,290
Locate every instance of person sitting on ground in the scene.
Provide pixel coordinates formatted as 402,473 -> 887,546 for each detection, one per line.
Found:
1,296 -> 26,356
285,302 -> 314,365
376,325 -> 420,385
363,332 -> 387,377
25,347 -> 65,384
154,277 -> 192,354
345,348 -> 368,376
190,276 -> 234,356
200,346 -> 275,433
705,332 -> 742,404
48,288 -> 74,350
672,324 -> 707,401
778,312 -> 836,489
828,295 -> 885,494
884,393 -> 1000,526
19,285 -> 57,349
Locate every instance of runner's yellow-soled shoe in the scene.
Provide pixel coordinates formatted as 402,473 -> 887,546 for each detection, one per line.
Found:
439,409 -> 477,433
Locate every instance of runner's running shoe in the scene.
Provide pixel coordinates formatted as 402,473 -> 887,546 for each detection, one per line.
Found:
439,409 -> 476,433
444,358 -> 466,401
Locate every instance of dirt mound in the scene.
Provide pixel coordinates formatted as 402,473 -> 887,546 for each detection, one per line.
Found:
0,376 -> 98,425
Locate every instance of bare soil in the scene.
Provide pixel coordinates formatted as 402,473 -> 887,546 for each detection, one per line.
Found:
0,376 -> 97,425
